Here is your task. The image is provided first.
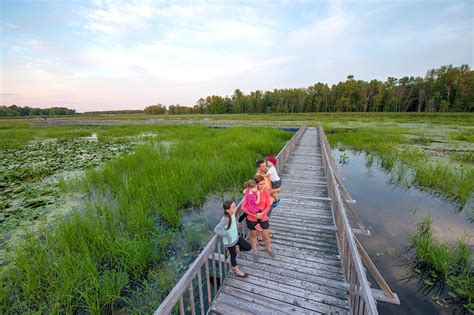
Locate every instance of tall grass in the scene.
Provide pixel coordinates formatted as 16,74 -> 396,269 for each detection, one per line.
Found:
0,125 -> 292,313
409,216 -> 473,312
326,125 -> 474,210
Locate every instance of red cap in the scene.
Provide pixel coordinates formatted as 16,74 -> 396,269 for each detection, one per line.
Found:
265,156 -> 277,166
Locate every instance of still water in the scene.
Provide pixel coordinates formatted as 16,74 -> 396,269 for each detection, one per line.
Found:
333,149 -> 473,315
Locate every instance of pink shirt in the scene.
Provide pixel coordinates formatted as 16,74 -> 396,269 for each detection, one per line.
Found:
244,190 -> 260,214
241,188 -> 272,222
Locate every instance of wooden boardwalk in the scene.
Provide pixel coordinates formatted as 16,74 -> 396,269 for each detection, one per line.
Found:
209,127 -> 350,314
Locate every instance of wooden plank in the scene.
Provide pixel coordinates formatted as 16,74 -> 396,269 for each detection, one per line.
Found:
236,257 -> 348,291
281,195 -> 331,201
269,220 -> 337,234
269,234 -> 341,251
197,269 -> 205,315
231,264 -> 348,300
226,273 -> 349,310
225,278 -> 348,314
208,300 -> 255,315
250,248 -> 344,274
371,288 -> 400,305
267,243 -> 343,266
268,229 -> 339,245
213,292 -> 286,315
204,260 -> 212,306
220,285 -> 321,314
239,252 -> 344,282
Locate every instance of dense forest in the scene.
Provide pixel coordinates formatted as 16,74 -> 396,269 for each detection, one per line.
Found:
0,105 -> 76,117
145,64 -> 473,114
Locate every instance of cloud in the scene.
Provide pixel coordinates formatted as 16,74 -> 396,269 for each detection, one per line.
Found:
80,0 -> 155,37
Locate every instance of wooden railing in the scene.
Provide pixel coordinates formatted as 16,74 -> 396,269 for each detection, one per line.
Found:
154,126 -> 306,315
319,126 -> 399,314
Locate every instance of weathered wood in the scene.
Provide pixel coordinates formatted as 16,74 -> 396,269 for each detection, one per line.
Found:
178,297 -> 184,315
204,260 -> 212,306
213,292 -> 286,315
355,237 -> 395,299
227,272 -> 350,309
233,265 -> 348,300
226,276 -> 349,313
220,285 -> 321,314
237,257 -> 348,291
188,283 -> 196,315
371,288 -> 400,305
197,268 -> 205,315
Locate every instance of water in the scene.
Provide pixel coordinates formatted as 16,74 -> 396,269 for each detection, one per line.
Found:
333,149 -> 473,314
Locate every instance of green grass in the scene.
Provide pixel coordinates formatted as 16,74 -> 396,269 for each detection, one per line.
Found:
409,216 -> 473,312
325,124 -> 474,210
0,125 -> 292,313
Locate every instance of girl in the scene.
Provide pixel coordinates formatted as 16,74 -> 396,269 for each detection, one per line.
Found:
238,180 -> 262,231
214,200 -> 251,277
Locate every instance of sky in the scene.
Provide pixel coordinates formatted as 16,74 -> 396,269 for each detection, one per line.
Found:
0,0 -> 473,112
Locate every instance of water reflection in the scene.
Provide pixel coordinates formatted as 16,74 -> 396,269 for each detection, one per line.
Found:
333,149 -> 473,315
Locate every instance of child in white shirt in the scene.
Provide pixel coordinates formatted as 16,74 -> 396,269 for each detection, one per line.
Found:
265,156 -> 281,208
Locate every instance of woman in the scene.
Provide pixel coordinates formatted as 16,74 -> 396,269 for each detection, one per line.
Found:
241,175 -> 275,259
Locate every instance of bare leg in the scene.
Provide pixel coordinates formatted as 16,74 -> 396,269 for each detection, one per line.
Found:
261,229 -> 272,253
250,230 -> 258,255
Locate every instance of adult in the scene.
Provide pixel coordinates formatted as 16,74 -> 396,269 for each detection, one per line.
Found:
256,160 -> 273,193
241,174 -> 275,259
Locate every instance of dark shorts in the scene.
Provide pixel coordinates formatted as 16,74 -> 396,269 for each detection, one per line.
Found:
272,180 -> 282,189
246,220 -> 269,230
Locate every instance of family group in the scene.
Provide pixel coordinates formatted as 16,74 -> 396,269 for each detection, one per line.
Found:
214,156 -> 282,278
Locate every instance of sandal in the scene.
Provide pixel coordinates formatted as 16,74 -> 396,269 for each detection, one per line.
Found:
233,272 -> 248,278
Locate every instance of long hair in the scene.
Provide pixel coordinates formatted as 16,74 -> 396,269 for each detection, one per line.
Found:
223,200 -> 234,230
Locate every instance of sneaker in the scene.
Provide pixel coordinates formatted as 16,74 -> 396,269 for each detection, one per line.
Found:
272,199 -> 280,208
255,224 -> 263,232
268,251 -> 276,259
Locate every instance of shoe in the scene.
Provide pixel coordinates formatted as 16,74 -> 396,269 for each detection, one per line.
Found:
255,224 -> 263,232
233,271 -> 248,278
268,251 -> 276,259
272,199 -> 280,208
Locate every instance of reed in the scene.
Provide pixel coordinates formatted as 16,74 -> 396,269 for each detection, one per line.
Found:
409,216 -> 473,312
0,125 -> 291,313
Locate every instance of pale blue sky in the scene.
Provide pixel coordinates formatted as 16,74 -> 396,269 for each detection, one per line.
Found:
1,0 -> 473,112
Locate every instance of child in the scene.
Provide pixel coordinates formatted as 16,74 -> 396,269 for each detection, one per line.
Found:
265,156 -> 281,208
238,179 -> 263,231
214,200 -> 251,277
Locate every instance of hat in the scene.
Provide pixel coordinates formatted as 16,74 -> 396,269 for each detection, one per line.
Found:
265,156 -> 277,166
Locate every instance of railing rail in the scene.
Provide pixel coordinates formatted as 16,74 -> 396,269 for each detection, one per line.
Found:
319,126 -> 399,314
154,126 -> 306,315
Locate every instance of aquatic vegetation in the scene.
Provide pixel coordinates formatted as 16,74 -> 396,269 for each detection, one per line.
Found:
325,124 -> 474,212
0,125 -> 291,313
408,216 -> 473,313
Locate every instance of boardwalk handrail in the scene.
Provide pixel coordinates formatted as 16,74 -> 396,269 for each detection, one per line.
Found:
154,126 -> 306,315
319,126 -> 399,314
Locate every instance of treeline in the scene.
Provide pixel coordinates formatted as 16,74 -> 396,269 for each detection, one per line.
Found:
145,64 -> 473,114
84,110 -> 143,114
0,105 -> 76,117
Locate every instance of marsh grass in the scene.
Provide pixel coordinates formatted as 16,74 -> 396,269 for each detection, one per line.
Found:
409,216 -> 473,313
325,125 -> 474,211
0,125 -> 291,313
